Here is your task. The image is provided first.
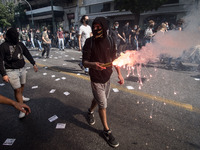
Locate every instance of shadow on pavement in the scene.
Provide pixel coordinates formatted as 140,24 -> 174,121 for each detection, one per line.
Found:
0,97 -> 100,150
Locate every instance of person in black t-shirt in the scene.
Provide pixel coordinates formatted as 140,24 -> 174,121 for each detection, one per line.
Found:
110,21 -> 125,54
82,17 -> 124,148
0,28 -> 38,119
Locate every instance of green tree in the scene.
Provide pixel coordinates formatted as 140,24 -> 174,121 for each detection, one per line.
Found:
114,0 -> 168,24
0,1 -> 15,29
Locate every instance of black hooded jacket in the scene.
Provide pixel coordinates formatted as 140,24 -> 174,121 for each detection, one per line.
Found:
82,17 -> 116,83
0,28 -> 35,77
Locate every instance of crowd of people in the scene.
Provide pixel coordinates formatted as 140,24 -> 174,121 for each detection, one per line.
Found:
0,15 -> 199,148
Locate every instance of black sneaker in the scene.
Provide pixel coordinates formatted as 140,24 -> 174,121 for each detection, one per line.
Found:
103,130 -> 119,148
87,109 -> 95,125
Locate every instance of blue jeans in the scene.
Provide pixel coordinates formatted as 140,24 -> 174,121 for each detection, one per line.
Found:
31,38 -> 35,48
37,40 -> 42,50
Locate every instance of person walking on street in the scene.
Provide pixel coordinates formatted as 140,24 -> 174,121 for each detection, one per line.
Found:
20,29 -> 29,47
29,29 -> 35,48
110,21 -> 126,54
82,17 -> 124,148
70,26 -> 76,49
0,27 -> 38,119
57,27 -> 64,51
41,27 -> 51,59
78,15 -> 92,74
35,29 -> 42,51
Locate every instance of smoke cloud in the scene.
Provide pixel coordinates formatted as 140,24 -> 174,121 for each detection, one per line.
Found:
114,3 -> 200,67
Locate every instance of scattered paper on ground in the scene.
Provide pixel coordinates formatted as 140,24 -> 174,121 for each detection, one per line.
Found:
194,78 -> 200,81
51,75 -> 55,78
113,88 -> 119,92
56,123 -> 66,129
48,115 -> 58,122
61,77 -> 66,80
49,89 -> 56,93
43,73 -> 47,76
3,138 -> 16,146
32,86 -> 38,89
0,83 -> 5,86
126,86 -> 134,90
64,91 -> 70,96
55,78 -> 60,81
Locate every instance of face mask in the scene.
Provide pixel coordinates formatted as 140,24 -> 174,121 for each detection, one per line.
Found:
134,27 -> 137,30
115,26 -> 118,29
93,28 -> 103,39
85,20 -> 89,24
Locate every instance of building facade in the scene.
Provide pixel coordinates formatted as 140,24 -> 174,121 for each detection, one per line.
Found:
10,0 -> 199,32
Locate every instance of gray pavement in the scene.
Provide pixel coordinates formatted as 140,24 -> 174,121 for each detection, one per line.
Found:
0,48 -> 200,150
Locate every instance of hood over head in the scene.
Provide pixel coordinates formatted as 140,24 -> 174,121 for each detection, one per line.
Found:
6,28 -> 19,45
92,17 -> 108,38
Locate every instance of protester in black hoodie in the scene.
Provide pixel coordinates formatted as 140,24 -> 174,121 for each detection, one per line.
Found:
0,27 -> 38,118
82,17 -> 124,148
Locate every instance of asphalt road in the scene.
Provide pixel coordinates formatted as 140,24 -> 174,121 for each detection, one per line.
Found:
0,48 -> 200,150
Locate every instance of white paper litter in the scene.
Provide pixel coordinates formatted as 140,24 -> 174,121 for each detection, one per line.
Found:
61,77 -> 66,80
112,88 -> 119,92
71,58 -> 75,60
56,123 -> 66,129
55,78 -> 60,81
43,73 -> 47,76
49,89 -> 56,93
48,115 -> 58,122
3,138 -> 16,146
126,86 -> 134,90
63,91 -> 70,96
51,75 -> 56,78
194,78 -> 200,81
32,86 -> 38,89
77,73 -> 81,76
0,83 -> 5,86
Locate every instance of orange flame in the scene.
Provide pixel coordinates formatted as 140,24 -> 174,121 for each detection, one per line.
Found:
112,51 -> 137,67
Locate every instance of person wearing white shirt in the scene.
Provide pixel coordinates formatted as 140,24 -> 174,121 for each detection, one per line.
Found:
78,15 -> 93,74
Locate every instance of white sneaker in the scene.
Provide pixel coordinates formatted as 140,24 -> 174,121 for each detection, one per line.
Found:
19,109 -> 26,119
23,96 -> 30,102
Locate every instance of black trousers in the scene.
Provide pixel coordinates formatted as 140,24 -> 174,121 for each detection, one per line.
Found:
42,44 -> 50,57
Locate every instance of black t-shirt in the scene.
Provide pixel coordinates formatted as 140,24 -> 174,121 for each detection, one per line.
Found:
110,28 -> 119,42
0,42 -> 35,76
123,26 -> 131,38
82,36 -> 116,83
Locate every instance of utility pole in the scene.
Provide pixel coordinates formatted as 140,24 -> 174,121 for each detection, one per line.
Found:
51,0 -> 56,36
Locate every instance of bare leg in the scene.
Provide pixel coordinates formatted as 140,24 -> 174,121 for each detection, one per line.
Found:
99,108 -> 109,131
14,88 -> 23,104
89,98 -> 98,112
21,84 -> 25,94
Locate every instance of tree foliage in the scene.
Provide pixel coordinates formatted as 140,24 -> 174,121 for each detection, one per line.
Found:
0,1 -> 15,28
